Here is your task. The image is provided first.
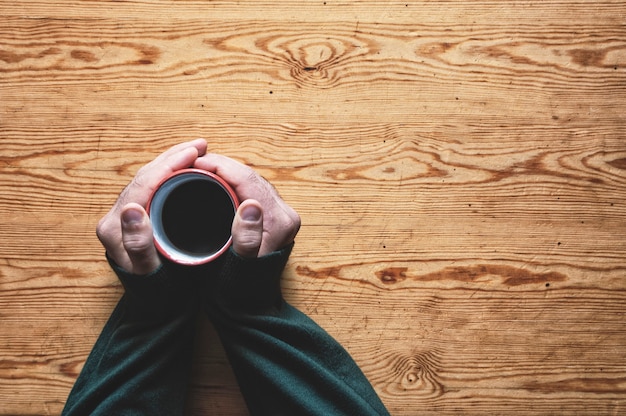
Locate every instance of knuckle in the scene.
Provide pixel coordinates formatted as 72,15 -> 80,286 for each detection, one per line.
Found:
95,215 -> 115,242
247,170 -> 261,184
281,207 -> 301,235
290,210 -> 302,232
128,174 -> 146,192
234,229 -> 262,255
237,230 -> 262,248
123,234 -> 153,255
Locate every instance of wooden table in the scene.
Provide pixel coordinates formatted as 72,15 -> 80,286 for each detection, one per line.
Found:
1,1 -> 625,414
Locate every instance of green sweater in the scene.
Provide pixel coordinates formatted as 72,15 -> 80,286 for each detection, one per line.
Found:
62,244 -> 389,415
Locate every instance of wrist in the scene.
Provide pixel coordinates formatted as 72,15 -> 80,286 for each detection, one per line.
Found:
205,243 -> 294,313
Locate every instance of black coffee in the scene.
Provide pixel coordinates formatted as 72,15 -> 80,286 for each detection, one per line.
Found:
161,177 -> 234,255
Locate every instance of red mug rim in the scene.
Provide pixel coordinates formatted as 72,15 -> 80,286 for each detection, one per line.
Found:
146,168 -> 240,265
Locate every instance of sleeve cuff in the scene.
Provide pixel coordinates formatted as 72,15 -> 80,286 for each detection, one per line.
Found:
209,243 -> 294,313
106,253 -> 197,318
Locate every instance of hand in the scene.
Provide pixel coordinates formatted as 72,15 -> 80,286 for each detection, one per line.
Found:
193,154 -> 301,258
96,139 -> 208,274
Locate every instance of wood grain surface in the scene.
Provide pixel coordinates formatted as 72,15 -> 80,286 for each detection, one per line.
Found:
1,1 -> 625,414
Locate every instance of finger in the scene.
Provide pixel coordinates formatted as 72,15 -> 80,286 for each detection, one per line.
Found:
152,138 -> 208,165
121,203 -> 161,275
193,153 -> 257,191
231,200 -> 264,258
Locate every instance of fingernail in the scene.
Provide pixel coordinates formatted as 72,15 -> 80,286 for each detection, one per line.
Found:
122,208 -> 144,226
241,205 -> 261,222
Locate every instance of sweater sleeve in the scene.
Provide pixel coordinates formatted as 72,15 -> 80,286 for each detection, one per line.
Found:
203,245 -> 390,416
62,256 -> 198,416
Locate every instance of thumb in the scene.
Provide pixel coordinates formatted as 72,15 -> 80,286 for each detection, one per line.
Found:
121,203 -> 161,275
231,200 -> 263,258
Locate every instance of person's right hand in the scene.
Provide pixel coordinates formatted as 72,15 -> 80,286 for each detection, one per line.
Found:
193,154 -> 301,258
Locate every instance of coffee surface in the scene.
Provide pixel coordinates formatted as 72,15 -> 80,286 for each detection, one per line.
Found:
161,178 -> 234,254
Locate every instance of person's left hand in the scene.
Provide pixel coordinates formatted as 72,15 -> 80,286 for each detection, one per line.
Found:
96,139 -> 208,275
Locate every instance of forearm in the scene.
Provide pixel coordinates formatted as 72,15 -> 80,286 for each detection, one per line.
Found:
62,259 -> 198,416
204,246 -> 389,416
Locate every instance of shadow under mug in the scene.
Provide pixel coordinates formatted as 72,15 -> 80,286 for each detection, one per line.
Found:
146,168 -> 239,265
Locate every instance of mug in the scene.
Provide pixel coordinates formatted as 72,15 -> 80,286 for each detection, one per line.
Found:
146,168 -> 239,265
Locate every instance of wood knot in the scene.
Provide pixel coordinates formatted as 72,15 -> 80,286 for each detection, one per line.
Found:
388,351 -> 445,398
267,32 -> 375,89
376,267 -> 408,284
